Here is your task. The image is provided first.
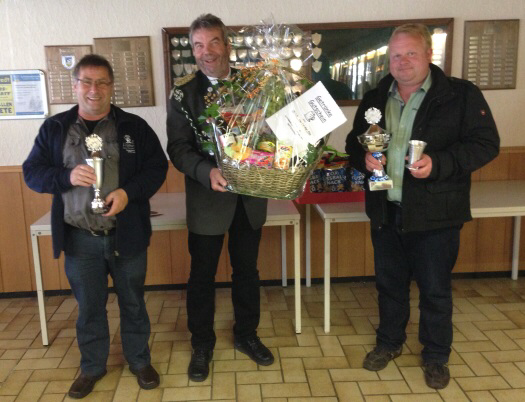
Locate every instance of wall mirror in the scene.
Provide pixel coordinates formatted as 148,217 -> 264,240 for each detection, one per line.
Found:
162,18 -> 453,107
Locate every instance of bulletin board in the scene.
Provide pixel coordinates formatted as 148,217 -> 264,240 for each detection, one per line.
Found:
0,70 -> 49,119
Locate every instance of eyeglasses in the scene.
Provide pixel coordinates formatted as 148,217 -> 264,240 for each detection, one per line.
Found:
76,78 -> 113,89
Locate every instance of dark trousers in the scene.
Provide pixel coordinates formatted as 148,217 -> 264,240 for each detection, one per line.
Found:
371,203 -> 461,364
64,227 -> 151,376
187,198 -> 262,350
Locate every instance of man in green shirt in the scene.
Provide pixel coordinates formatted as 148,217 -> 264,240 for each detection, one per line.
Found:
346,24 -> 499,389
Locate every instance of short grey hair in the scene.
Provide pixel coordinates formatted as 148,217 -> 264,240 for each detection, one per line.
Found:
189,13 -> 229,47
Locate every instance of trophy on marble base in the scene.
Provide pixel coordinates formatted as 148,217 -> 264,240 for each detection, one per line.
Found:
357,107 -> 393,191
85,134 -> 107,214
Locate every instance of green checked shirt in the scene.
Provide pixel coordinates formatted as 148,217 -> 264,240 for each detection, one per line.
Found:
385,72 -> 432,203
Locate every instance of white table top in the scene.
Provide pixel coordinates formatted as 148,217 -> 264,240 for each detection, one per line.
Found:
314,180 -> 525,221
31,192 -> 300,234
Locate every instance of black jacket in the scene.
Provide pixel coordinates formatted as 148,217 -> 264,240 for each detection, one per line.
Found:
345,64 -> 500,232
166,70 -> 267,235
23,105 -> 168,258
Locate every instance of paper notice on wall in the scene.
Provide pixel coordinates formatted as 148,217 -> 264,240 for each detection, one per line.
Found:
266,81 -> 346,145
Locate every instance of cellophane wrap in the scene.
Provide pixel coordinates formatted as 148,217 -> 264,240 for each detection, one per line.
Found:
202,21 -> 328,200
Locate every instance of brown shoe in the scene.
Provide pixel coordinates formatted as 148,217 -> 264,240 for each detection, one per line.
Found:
68,371 -> 106,399
130,364 -> 160,389
363,346 -> 402,371
423,362 -> 450,389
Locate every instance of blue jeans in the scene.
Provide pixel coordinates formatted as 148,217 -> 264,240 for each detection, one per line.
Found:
371,203 -> 460,364
64,227 -> 151,376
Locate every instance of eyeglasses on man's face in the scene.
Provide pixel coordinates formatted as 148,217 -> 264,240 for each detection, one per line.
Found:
76,78 -> 113,89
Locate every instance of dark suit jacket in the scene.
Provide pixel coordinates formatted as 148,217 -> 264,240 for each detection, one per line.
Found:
166,70 -> 267,235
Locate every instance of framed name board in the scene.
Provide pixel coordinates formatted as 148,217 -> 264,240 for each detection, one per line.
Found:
0,70 -> 49,119
45,45 -> 92,104
94,36 -> 155,107
462,20 -> 519,90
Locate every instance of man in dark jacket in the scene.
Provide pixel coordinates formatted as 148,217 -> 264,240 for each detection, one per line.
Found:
23,54 -> 167,399
166,14 -> 274,383
346,24 -> 499,389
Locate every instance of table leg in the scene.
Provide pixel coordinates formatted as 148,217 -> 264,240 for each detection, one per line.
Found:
281,226 -> 287,287
512,216 -> 521,280
306,204 -> 311,287
294,219 -> 302,333
31,233 -> 49,346
324,219 -> 331,333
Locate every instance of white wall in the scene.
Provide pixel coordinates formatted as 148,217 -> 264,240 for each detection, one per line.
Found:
1,0 -> 523,166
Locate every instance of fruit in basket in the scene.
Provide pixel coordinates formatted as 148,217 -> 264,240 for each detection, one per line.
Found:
231,143 -> 253,161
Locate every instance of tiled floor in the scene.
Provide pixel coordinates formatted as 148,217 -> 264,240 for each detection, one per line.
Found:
1,277 -> 525,401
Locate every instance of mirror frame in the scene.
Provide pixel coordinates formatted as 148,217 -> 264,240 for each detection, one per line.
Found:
162,18 -> 454,107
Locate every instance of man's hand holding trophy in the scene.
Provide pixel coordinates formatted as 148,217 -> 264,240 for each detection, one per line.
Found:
85,133 -> 108,214
357,107 -> 394,191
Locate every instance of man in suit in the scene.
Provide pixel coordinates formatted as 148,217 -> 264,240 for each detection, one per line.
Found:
23,54 -> 167,398
345,24 -> 499,389
166,13 -> 274,382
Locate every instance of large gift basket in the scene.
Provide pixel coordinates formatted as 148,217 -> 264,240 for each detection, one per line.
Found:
201,22 -> 333,200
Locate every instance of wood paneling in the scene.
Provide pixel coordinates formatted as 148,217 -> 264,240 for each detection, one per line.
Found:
0,173 -> 32,292
2,146 -> 525,293
146,232 -> 172,285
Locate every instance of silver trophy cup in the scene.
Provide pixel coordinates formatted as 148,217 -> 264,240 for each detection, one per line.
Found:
85,134 -> 107,214
85,157 -> 107,214
357,132 -> 394,191
406,140 -> 427,170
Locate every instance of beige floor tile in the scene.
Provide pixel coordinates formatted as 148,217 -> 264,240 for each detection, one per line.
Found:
279,346 -> 322,358
363,396 -> 390,402
437,378 -> 469,401
261,383 -> 310,398
399,366 -> 436,394
0,370 -> 32,396
330,368 -> 378,382
465,390 -> 498,401
317,335 -> 345,357
492,389 -> 525,402
483,349 -> 525,363
162,385 -> 211,401
448,364 -> 475,378
484,330 -> 520,350
333,381 -> 364,402
306,369 -> 335,396
454,322 -> 488,341
456,376 -> 510,391
359,380 -> 411,395
38,394 -> 66,402
137,387 -> 163,402
504,328 -> 525,339
2,280 -> 525,400
281,358 -> 306,383
453,340 -> 499,353
491,362 -> 525,387
391,394 -> 442,401
213,359 -> 257,372
12,381 -> 47,402
459,352 -> 498,376
237,384 -> 261,402
377,362 -> 403,381
30,367 -> 77,382
212,372 -> 235,399
303,356 -> 349,369
236,370 -> 282,384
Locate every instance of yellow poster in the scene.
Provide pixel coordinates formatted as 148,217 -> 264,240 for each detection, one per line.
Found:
0,75 -> 15,117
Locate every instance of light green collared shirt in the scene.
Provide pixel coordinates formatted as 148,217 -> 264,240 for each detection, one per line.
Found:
385,72 -> 432,203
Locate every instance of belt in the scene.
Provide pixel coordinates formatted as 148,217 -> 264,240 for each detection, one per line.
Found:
89,228 -> 115,237
66,224 -> 115,237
